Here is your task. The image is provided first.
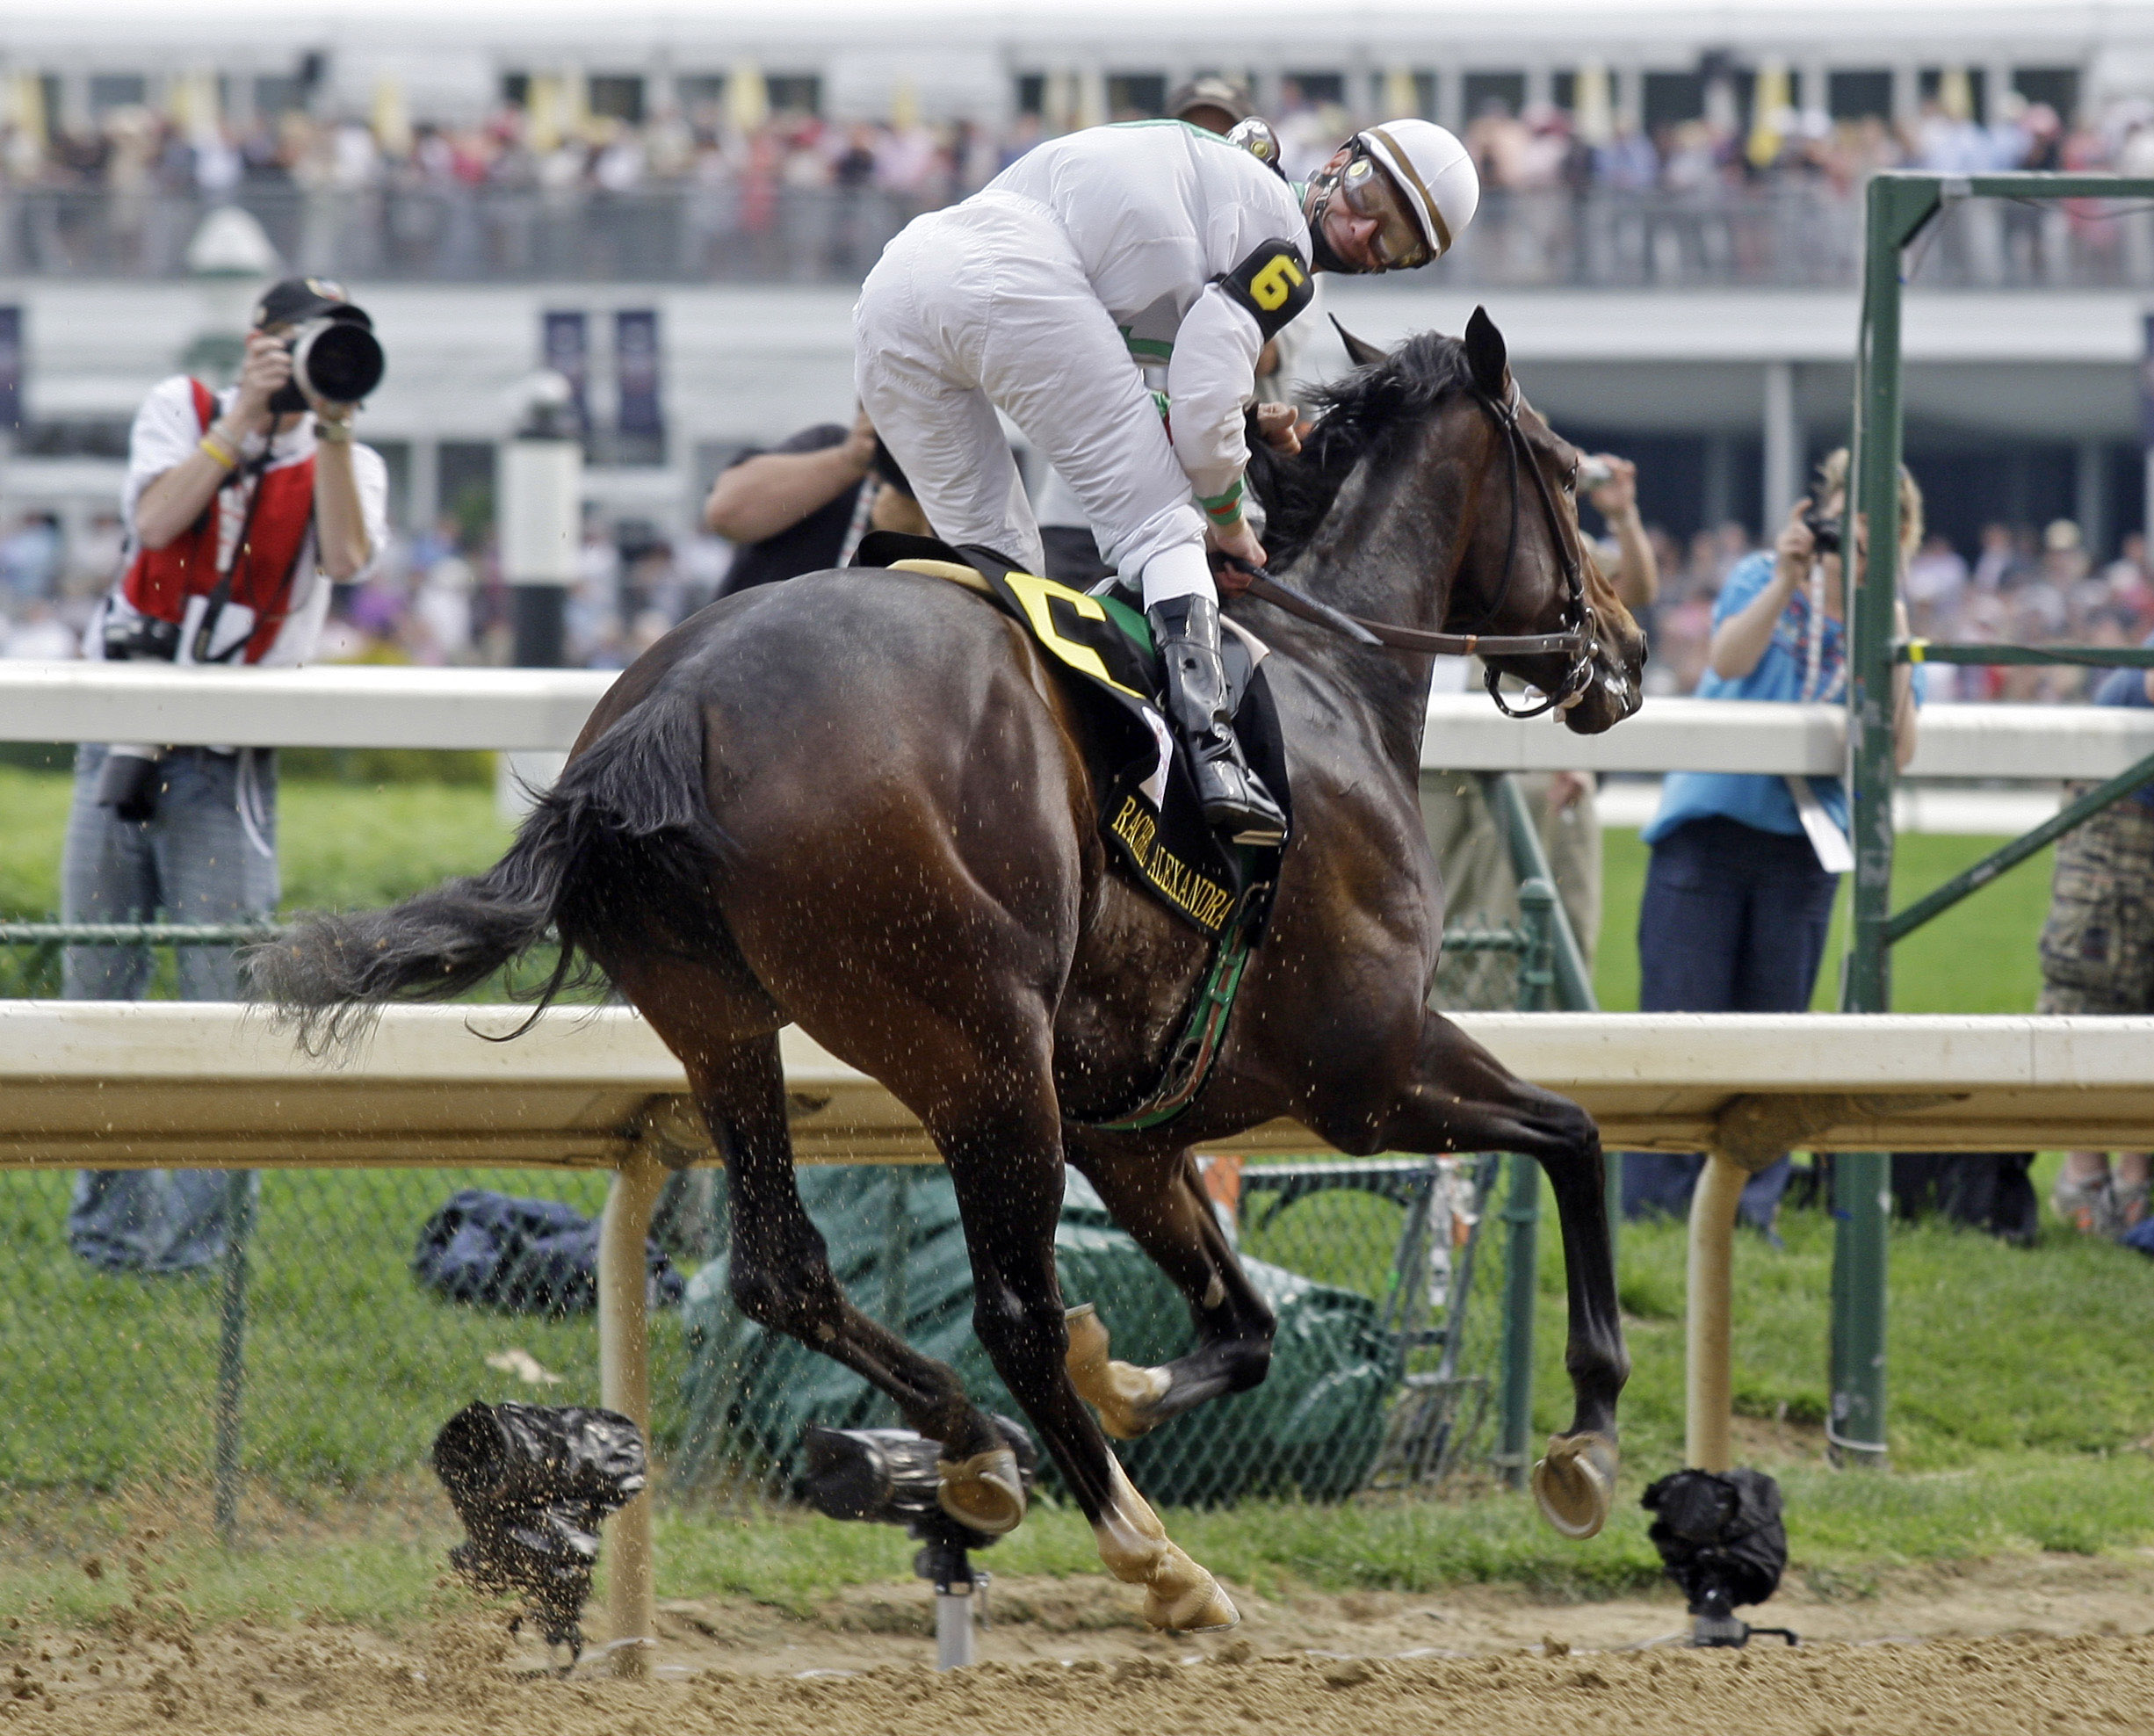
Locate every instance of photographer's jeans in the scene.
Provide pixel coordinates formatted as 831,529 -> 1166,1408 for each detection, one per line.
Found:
1626,814 -> 1840,1237
61,744 -> 277,1274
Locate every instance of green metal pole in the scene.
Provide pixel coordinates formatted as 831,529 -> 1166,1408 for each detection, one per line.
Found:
1494,879 -> 1556,1487
1832,173 -> 1936,1470
1479,775 -> 1621,1249
1884,748 -> 2154,944
212,1171 -> 259,1544
1477,773 -> 1596,1014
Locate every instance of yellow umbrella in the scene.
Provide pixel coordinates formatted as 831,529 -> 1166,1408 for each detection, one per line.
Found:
1382,65 -> 1417,122
1747,61 -> 1789,168
372,77 -> 412,158
728,61 -> 769,134
1573,62 -> 1613,148
1939,67 -> 1973,123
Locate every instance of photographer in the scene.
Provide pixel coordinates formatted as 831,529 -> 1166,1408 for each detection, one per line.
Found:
63,277 -> 388,1274
1623,449 -> 1920,1239
704,407 -> 926,596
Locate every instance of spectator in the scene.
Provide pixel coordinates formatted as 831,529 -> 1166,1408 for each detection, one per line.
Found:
0,511 -> 62,604
703,407 -> 924,596
2035,636 -> 2154,1239
62,278 -> 388,1276
1,598 -> 78,658
1904,531 -> 1968,629
1624,448 -> 1923,1237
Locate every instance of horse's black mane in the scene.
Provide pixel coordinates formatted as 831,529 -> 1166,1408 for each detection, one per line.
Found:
1246,330 -> 1472,573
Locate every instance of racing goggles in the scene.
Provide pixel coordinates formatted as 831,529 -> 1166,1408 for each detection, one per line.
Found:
1337,155 -> 1433,271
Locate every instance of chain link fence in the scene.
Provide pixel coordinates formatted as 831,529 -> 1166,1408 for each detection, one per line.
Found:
0,907 -> 1543,1562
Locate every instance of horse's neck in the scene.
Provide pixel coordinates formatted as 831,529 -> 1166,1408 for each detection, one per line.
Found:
1269,463 -> 1463,775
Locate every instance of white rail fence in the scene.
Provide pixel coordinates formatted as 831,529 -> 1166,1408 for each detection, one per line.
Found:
0,659 -> 2147,778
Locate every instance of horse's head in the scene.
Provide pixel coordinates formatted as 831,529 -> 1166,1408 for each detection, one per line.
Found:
1256,309 -> 1646,736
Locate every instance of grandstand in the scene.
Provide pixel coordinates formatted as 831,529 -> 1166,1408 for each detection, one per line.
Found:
1,0 -> 2152,683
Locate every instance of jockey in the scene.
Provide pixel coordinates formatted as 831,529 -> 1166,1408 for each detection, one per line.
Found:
857,117 -> 1479,845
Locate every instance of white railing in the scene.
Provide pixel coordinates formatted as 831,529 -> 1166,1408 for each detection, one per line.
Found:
0,661 -> 2145,781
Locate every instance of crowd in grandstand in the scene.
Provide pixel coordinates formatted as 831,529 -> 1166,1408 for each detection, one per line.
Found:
6,76 -> 2153,207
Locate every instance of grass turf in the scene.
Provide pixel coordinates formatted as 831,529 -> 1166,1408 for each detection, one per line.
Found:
1,767 -> 2148,1631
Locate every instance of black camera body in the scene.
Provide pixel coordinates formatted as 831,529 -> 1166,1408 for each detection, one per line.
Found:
95,612 -> 184,821
1803,504 -> 1843,557
801,1419 -> 1037,1588
267,308 -> 384,415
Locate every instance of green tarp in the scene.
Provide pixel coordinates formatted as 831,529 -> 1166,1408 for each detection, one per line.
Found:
678,1167 -> 1394,1507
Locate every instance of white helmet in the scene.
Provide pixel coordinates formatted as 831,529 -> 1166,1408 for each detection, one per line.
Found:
1357,119 -> 1480,263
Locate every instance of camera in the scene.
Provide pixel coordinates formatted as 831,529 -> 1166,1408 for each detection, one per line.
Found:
267,308 -> 384,415
1803,504 -> 1843,557
101,611 -> 180,664
1576,456 -> 1615,492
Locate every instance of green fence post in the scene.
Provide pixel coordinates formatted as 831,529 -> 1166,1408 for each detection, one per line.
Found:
1494,879 -> 1557,1486
1833,172 -> 1939,1470
212,1170 -> 259,1544
1478,771 -> 1620,1253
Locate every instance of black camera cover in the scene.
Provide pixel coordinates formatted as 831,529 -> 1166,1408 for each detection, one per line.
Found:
431,1400 -> 647,1658
1640,1466 -> 1788,1611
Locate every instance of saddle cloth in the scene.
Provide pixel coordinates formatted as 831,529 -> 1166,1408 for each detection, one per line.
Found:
852,531 -> 1291,938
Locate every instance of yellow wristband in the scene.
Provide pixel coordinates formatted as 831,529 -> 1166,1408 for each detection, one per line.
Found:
198,434 -> 238,470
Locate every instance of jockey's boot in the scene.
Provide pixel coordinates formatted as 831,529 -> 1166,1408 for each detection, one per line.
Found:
1148,594 -> 1288,847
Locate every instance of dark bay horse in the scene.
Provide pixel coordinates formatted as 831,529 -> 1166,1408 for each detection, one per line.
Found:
257,308 -> 1645,1632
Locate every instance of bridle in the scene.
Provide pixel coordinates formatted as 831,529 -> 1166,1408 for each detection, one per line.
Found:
1225,380 -> 1600,720
1461,379 -> 1599,719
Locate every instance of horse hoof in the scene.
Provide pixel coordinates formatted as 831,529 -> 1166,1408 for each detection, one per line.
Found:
937,1447 -> 1026,1537
1531,1432 -> 1617,1540
1090,1460 -> 1236,1631
1066,1303 -> 1172,1440
1142,1543 -> 1240,1632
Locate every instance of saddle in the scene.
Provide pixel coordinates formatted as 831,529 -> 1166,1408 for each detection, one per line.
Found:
852,531 -> 1290,942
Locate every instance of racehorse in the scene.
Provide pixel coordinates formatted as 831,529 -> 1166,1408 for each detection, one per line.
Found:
255,307 -> 1646,1633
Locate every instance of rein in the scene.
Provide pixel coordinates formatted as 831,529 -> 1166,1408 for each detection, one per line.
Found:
1225,381 -> 1599,719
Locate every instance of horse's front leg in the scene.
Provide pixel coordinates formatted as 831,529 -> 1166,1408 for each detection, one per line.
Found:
930,1100 -> 1238,1631
1321,1009 -> 1629,1539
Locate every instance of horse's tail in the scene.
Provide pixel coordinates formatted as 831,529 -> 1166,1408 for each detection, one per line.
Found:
249,683 -> 717,1053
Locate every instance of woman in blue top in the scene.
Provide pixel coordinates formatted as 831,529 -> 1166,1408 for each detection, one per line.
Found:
1627,449 -> 1923,1233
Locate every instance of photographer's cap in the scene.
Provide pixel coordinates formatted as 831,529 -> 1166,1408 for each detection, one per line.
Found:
1169,76 -> 1255,128
252,277 -> 369,330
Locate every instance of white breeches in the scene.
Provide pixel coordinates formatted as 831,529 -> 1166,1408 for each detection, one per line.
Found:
854,191 -> 1215,609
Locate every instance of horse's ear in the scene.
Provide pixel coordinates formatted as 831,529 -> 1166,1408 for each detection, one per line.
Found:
1328,315 -> 1387,370
1464,305 -> 1508,397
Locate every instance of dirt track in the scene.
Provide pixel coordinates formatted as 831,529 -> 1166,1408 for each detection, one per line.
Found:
11,1555 -> 2154,1734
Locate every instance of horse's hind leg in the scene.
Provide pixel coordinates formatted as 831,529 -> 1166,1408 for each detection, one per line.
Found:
1355,1009 -> 1630,1540
680,1030 -> 1026,1532
1061,1143 -> 1276,1439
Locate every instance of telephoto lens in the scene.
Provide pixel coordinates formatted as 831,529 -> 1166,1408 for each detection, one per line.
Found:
270,307 -> 384,413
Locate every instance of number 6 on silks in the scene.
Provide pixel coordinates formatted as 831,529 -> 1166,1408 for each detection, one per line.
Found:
1218,239 -> 1314,337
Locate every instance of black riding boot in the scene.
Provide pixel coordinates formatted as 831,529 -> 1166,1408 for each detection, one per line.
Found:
1148,593 -> 1287,847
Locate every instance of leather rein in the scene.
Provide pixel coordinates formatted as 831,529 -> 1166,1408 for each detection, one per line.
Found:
1224,382 -> 1600,720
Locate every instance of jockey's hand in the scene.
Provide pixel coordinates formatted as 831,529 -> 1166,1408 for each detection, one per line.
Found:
1206,519 -> 1267,591
1255,402 -> 1302,456
840,405 -> 879,474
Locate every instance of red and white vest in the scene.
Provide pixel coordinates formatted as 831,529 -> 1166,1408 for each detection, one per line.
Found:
119,380 -> 318,665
